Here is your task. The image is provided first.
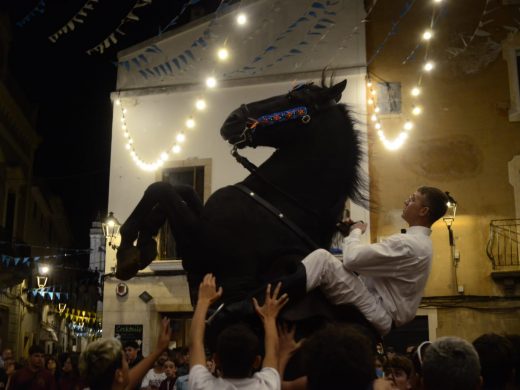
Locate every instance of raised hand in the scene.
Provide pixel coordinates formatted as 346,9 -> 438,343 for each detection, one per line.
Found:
198,273 -> 223,305
252,282 -> 289,322
156,317 -> 172,351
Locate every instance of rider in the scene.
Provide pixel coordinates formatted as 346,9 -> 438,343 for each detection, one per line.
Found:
299,186 -> 448,335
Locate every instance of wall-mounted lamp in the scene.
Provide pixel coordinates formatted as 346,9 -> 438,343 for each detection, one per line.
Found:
102,212 -> 121,250
443,192 -> 462,294
443,192 -> 457,229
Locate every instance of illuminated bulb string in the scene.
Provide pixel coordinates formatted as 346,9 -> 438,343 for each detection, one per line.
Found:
368,0 -> 442,151
115,97 -> 204,172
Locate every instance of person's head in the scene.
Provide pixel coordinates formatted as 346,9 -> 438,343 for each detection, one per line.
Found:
303,324 -> 374,390
505,334 -> 520,389
46,355 -> 57,372
28,345 -> 45,371
79,338 -> 129,390
2,348 -> 13,360
215,323 -> 260,378
123,340 -> 140,363
4,359 -> 17,376
422,336 -> 481,390
60,353 -> 79,376
402,186 -> 448,227
385,354 -> 414,390
162,359 -> 177,379
374,355 -> 385,378
473,333 -> 515,390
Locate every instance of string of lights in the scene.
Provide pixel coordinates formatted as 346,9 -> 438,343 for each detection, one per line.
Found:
368,0 -> 444,151
116,11 -> 249,171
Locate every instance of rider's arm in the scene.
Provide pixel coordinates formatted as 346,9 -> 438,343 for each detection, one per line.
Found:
342,230 -> 412,277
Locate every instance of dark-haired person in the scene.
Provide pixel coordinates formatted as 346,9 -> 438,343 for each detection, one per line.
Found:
473,333 -> 515,390
297,186 -> 449,335
8,344 -> 57,390
188,274 -> 288,389
79,318 -> 171,390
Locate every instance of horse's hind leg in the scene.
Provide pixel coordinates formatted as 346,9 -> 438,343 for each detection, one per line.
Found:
116,182 -> 202,280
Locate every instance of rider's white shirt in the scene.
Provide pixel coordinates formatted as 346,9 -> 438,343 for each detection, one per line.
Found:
342,226 -> 432,327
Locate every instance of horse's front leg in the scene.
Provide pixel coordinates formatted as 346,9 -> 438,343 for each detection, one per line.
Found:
116,182 -> 202,280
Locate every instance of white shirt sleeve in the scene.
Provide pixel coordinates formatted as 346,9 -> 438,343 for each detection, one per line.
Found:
141,369 -> 153,388
342,229 -> 412,277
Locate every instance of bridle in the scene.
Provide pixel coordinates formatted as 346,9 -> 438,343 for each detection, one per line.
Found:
229,84 -> 338,227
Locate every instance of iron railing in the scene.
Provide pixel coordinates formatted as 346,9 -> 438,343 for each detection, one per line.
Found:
487,219 -> 520,269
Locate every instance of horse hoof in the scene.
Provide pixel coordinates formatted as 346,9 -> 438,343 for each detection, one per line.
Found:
115,246 -> 142,280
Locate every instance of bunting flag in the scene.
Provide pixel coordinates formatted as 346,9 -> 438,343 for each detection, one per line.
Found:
16,0 -> 46,28
118,0 -> 233,75
445,0 -> 499,59
0,240 -> 91,255
48,0 -> 100,43
367,0 -> 417,66
226,0 -> 338,78
159,0 -> 201,34
86,0 -> 154,55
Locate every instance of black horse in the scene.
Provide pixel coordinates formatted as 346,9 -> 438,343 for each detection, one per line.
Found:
116,78 -> 374,343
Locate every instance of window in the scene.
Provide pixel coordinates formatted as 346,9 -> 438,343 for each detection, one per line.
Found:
157,159 -> 211,259
503,33 -> 520,121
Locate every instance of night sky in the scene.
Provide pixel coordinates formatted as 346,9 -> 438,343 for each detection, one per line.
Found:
3,0 -> 220,247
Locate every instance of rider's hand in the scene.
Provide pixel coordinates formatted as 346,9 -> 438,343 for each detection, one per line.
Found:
350,221 -> 367,234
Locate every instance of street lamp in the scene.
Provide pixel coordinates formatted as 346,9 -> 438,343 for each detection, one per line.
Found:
37,263 -> 50,289
102,212 -> 121,250
443,192 -> 461,293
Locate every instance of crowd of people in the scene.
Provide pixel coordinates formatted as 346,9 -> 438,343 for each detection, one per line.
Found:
0,284 -> 519,389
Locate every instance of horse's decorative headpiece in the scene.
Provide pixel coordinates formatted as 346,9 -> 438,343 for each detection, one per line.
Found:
221,79 -> 347,149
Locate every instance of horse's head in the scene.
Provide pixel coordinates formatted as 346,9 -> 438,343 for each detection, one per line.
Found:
220,80 -> 347,149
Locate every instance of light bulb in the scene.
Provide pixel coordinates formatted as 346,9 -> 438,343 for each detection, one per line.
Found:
217,48 -> 229,61
370,114 -> 377,122
367,81 -> 372,88
375,123 -> 381,129
195,99 -> 207,110
374,106 -> 381,113
368,98 -> 374,105
172,145 -> 181,154
422,30 -> 433,40
377,130 -> 384,138
124,131 -> 129,138
160,152 -> 168,161
123,108 -> 128,114
412,106 -> 422,115
186,118 -> 195,128
176,133 -> 186,143
115,99 -> 121,105
125,143 -> 131,150
411,87 -> 421,96
206,77 -> 217,88
423,61 -> 434,72
236,13 -> 247,25
404,121 -> 413,130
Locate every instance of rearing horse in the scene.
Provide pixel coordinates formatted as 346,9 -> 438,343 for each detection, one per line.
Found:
116,78 -> 370,335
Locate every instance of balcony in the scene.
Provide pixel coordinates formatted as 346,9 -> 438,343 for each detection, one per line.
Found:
487,219 -> 520,294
